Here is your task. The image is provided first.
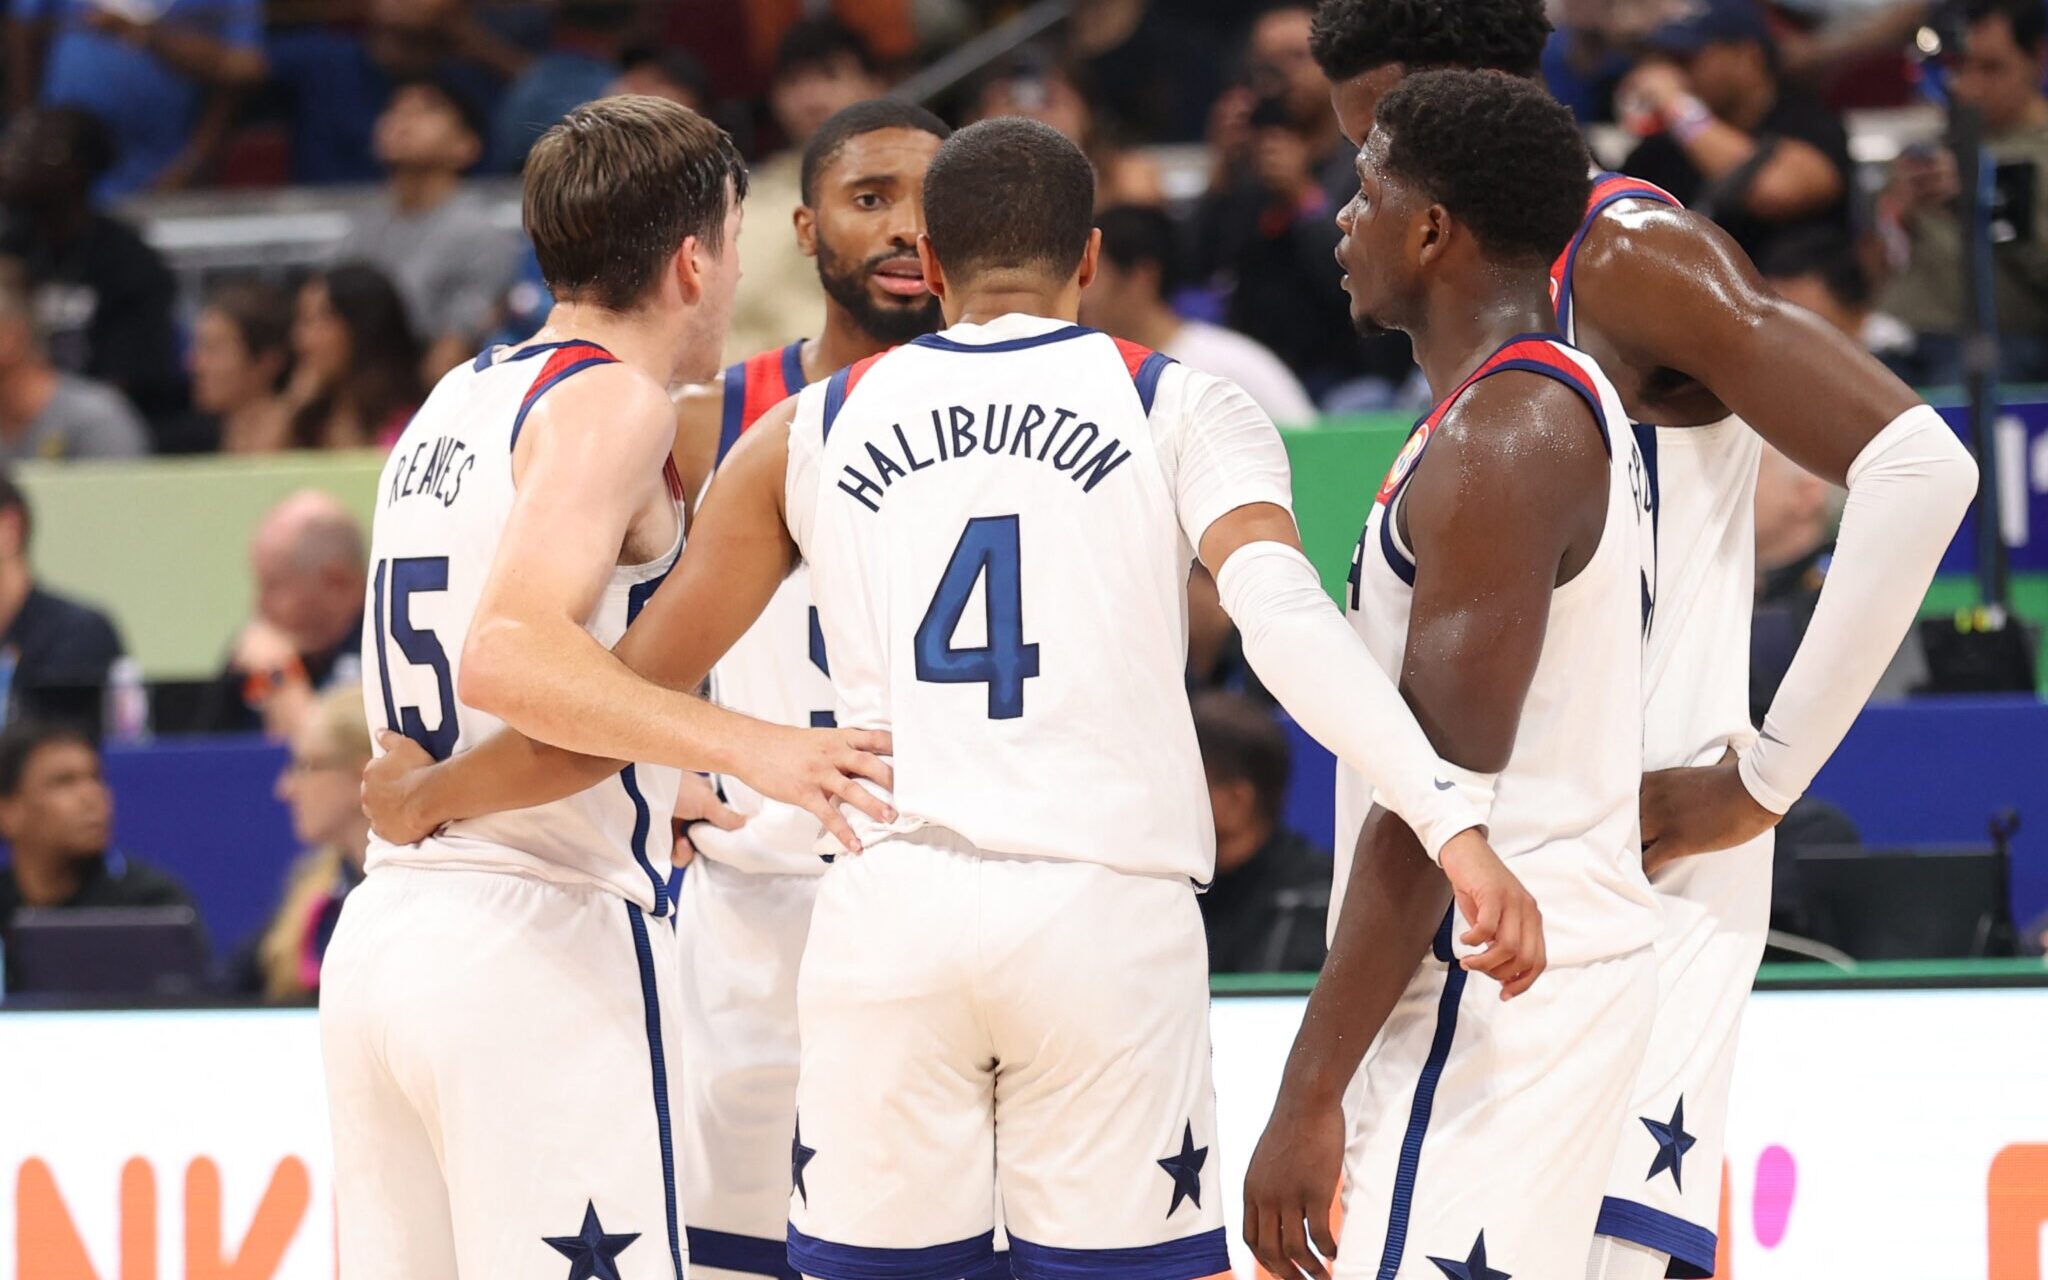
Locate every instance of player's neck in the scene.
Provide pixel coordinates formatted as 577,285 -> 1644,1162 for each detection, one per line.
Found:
810,307 -> 889,380
1411,283 -> 1557,403
945,282 -> 1082,329
532,304 -> 687,387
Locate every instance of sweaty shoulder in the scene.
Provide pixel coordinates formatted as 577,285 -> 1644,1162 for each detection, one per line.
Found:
1428,371 -> 1609,489
1571,202 -> 1769,336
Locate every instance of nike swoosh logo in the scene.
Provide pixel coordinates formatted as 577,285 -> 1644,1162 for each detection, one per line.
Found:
1434,778 -> 1455,791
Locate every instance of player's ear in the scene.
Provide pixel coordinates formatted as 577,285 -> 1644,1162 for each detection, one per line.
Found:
1075,227 -> 1102,292
794,203 -> 818,260
916,233 -> 946,301
1415,203 -> 1449,269
672,234 -> 705,305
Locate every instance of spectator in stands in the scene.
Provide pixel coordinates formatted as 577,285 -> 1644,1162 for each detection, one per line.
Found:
1875,0 -> 2048,384
1082,204 -> 1317,425
607,45 -> 710,109
0,108 -> 184,429
730,19 -> 888,358
1193,691 -> 1330,973
285,264 -> 424,451
1619,0 -> 1855,266
7,0 -> 263,197
261,0 -> 529,186
338,79 -> 517,379
0,721 -> 195,952
1760,227 -> 1876,345
182,280 -> 293,455
491,0 -> 641,171
0,470 -> 128,732
1068,0 -> 1222,143
228,683 -> 369,1001
1195,2 -> 1402,401
202,490 -> 366,740
0,258 -> 145,463
968,49 -> 1164,209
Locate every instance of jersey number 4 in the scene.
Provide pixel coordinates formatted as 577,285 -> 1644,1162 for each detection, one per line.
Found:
371,556 -> 459,760
915,515 -> 1040,719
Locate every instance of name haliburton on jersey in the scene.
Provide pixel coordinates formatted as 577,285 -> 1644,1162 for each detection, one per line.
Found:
834,400 -> 1134,513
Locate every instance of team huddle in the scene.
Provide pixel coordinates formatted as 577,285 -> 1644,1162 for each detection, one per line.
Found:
328,2 -> 1978,1279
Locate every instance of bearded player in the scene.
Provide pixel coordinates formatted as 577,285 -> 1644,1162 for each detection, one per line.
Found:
1243,4 -> 1978,1279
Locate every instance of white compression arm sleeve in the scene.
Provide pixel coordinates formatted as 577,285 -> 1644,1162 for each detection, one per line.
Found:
1740,404 -> 1978,813
1214,539 -> 1487,860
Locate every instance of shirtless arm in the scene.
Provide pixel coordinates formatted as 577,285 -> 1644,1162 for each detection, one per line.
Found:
364,394 -> 894,852
1581,209 -> 1977,859
1242,376 -> 1608,1280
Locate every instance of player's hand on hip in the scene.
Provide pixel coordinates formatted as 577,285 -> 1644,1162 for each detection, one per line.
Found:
361,731 -> 439,845
670,771 -> 743,868
737,725 -> 896,855
1242,1091 -> 1343,1280
1440,830 -> 1546,999
1641,751 -> 1779,874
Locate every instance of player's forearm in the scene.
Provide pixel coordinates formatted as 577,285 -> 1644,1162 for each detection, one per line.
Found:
409,728 -> 623,829
1274,807 -> 1449,1106
1741,406 -> 1976,812
1215,542 -> 1484,859
460,614 -> 750,776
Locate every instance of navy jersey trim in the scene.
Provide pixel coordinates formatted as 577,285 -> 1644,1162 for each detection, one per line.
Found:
1006,1229 -> 1228,1280
1133,351 -> 1174,416
1484,358 -> 1613,456
780,338 -> 807,393
1374,909 -> 1467,1280
623,571 -> 674,914
474,337 -> 616,373
1557,178 -> 1678,335
1596,1197 -> 1716,1278
821,363 -> 854,442
685,1227 -> 798,1279
628,905 -> 684,1280
509,355 -> 614,452
787,1225 -> 996,1280
717,358 -> 749,466
1377,497 -> 1417,586
910,324 -> 1093,354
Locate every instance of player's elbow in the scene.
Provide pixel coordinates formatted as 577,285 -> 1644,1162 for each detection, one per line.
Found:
1925,429 -> 1980,522
457,617 -> 526,720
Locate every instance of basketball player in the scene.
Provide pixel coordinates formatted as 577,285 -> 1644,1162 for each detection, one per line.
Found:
1251,70 -> 1663,1278
322,97 -> 893,1280
667,98 -> 962,1280
1244,4 -> 1980,1278
358,115 -> 1536,1280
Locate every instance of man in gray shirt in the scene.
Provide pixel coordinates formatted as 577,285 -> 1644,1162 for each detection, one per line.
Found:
334,78 -> 517,379
0,258 -> 144,463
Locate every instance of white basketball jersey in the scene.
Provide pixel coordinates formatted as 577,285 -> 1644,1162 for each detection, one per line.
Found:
1552,173 -> 1764,771
702,341 -> 838,874
784,313 -> 1293,884
361,339 -> 685,913
1335,336 -> 1659,967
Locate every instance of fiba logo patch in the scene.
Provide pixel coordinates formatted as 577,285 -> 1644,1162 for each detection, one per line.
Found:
1378,425 -> 1433,505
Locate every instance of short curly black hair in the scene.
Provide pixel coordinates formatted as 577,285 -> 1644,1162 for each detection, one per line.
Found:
1374,69 -> 1591,264
1310,0 -> 1552,81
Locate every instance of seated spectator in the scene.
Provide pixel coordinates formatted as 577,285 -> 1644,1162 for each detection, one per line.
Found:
968,49 -> 1164,209
1068,0 -> 1222,144
337,79 -> 518,379
1194,2 -> 1407,400
9,0 -> 263,197
1619,0 -> 1854,267
1875,0 -> 2048,385
1084,204 -> 1318,425
182,279 -> 294,454
0,469 -> 128,732
0,108 -> 184,429
729,19 -> 889,359
261,0 -> 529,186
0,258 -> 145,463
490,0 -> 640,171
228,684 -> 369,1001
1193,691 -> 1330,974
285,264 -> 424,450
608,45 -> 710,109
200,489 -> 367,739
0,721 -> 196,961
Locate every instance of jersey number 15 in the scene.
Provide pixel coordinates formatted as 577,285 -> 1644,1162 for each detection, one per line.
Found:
371,556 -> 459,760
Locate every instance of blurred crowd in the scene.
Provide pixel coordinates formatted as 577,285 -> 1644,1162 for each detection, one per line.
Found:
0,0 -> 2032,466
